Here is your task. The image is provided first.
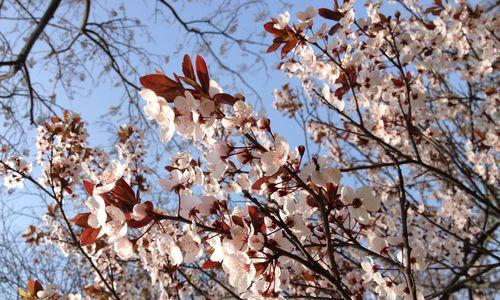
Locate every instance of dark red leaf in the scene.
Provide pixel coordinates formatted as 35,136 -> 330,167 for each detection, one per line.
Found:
425,22 -> 436,30
335,73 -> 347,85
21,225 -> 36,238
405,71 -> 412,81
318,8 -> 344,21
391,78 -> 405,87
108,178 -> 138,207
263,22 -> 282,35
334,86 -> 349,99
139,74 -> 177,93
80,227 -> 101,246
201,259 -> 220,269
281,40 -> 297,59
182,55 -> 196,81
164,166 -> 177,172
247,205 -> 265,234
82,180 -> 95,195
127,216 -> 152,229
213,93 -> 237,105
347,66 -> 357,85
267,43 -> 281,53
302,271 -> 315,282
306,195 -> 320,208
328,23 -> 341,35
195,55 -> 210,93
71,213 -> 91,228
254,262 -> 269,277
179,76 -> 203,92
231,215 -> 245,227
272,36 -> 285,44
28,279 -> 43,294
251,176 -> 270,190
221,221 -> 230,232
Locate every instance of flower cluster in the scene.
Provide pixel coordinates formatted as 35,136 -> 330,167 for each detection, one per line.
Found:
116,125 -> 149,191
1,154 -> 32,190
36,111 -> 90,195
18,279 -> 82,300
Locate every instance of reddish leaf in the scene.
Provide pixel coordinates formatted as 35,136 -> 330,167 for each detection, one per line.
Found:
28,279 -> 43,295
201,259 -> 220,269
221,220 -> 230,232
302,271 -> 315,282
254,262 -> 269,277
127,202 -> 154,228
281,40 -> 297,59
328,23 -> 341,35
335,73 -> 347,85
251,176 -> 270,190
139,74 -> 177,93
71,213 -> 91,228
334,86 -> 349,99
347,66 -> 357,84
82,180 -> 95,195
140,74 -> 182,102
425,22 -> 436,30
213,93 -> 237,105
108,178 -> 137,207
247,205 -> 265,234
65,186 -> 73,195
273,36 -> 285,44
179,76 -> 203,92
318,8 -> 344,21
165,166 -> 177,172
306,195 -> 320,208
263,22 -> 282,35
231,215 -> 245,227
21,225 -> 36,238
391,78 -> 405,87
267,42 -> 281,53
423,5 -> 434,14
182,55 -> 196,81
80,227 -> 101,246
195,55 -> 210,93
127,216 -> 152,229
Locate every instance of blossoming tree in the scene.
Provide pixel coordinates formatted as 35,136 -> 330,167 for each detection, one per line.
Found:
3,0 -> 499,299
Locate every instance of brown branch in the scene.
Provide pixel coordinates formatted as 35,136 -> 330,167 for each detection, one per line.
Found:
390,154 -> 418,300
194,264 -> 243,300
426,263 -> 499,299
49,0 -> 91,56
0,0 -> 62,80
